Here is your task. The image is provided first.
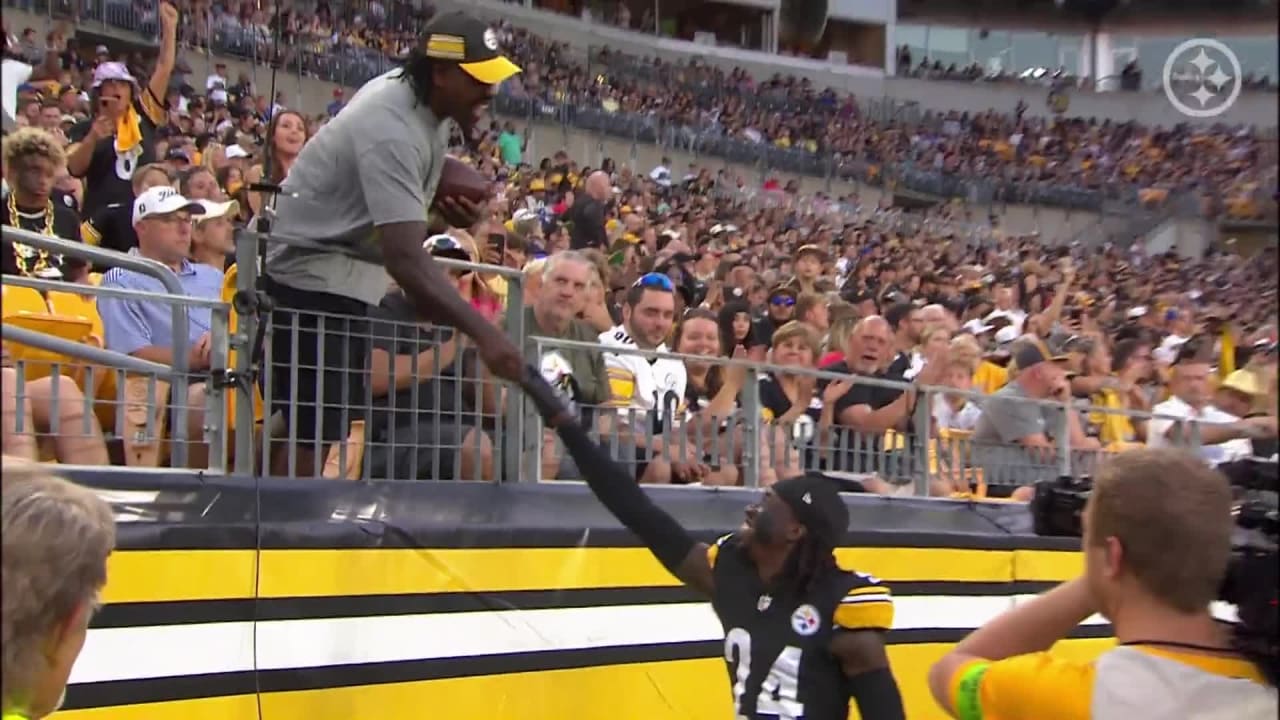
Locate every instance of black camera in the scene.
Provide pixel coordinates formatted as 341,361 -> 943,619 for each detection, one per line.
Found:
1031,460 -> 1279,684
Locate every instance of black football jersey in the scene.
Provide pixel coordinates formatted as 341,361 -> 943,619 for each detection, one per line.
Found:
708,533 -> 894,720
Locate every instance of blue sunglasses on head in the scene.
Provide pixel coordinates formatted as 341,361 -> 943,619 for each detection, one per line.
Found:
633,272 -> 675,292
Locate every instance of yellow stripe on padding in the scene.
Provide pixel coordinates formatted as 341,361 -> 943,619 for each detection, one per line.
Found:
1013,548 -> 1083,581
54,694 -> 258,720
834,600 -> 893,630
103,550 -> 258,603
99,547 -> 1081,604
54,640 -> 1117,720
257,548 -> 685,598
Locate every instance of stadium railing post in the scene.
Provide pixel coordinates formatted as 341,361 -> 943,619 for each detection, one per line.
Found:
740,364 -> 762,488
912,388 -> 933,497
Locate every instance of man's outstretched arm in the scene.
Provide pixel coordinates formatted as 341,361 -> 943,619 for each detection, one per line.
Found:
522,367 -> 715,596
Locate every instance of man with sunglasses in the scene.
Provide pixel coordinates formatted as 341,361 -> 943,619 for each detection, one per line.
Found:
598,272 -> 695,484
99,186 -> 220,467
753,285 -> 797,351
258,11 -> 526,477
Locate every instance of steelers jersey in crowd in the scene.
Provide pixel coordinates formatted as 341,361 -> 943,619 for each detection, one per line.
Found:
0,192 -> 81,278
708,533 -> 893,720
600,324 -> 686,432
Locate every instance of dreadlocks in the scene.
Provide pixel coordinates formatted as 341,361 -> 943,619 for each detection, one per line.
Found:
777,532 -> 838,597
395,49 -> 437,109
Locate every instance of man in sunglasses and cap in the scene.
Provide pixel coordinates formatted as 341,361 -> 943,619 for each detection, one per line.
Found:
259,11 -> 525,477
517,369 -> 907,720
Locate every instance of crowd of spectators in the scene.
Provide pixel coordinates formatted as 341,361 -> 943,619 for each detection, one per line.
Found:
8,0 -> 1277,219
1,4 -> 1277,496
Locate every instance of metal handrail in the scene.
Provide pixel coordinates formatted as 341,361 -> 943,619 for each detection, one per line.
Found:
0,325 -> 175,378
2,226 -> 195,465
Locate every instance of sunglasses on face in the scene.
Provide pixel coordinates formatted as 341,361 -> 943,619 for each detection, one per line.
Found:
770,295 -> 796,307
424,233 -> 471,262
633,272 -> 675,292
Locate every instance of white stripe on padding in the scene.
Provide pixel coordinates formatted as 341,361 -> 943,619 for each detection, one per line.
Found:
254,603 -> 722,670
70,622 -> 256,683
68,595 -> 1112,685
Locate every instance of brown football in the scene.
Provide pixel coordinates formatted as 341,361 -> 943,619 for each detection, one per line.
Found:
433,156 -> 490,209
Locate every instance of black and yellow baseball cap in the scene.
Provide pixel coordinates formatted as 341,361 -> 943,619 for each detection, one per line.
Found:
422,12 -> 522,85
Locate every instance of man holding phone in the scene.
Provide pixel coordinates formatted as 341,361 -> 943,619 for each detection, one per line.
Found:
65,2 -> 178,217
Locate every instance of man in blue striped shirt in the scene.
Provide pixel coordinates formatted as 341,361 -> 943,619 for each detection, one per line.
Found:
98,186 -> 222,467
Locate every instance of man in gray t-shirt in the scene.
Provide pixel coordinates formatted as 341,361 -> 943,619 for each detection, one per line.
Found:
972,337 -> 1100,496
256,11 -> 525,477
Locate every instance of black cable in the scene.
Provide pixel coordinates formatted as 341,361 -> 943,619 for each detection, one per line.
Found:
249,2 -> 285,718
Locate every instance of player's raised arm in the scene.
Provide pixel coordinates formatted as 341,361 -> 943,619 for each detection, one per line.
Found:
831,581 -> 906,720
522,367 -> 715,596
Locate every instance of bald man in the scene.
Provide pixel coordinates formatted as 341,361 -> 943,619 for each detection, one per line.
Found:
818,315 -> 948,477
568,170 -> 612,251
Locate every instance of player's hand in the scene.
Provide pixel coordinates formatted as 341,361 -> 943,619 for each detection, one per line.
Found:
438,196 -> 484,229
519,364 -> 574,427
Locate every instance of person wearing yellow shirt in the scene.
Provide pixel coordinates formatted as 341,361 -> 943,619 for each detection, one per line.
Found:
928,448 -> 1278,720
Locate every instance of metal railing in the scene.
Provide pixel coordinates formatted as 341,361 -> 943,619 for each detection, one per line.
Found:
1,226 -> 233,470
5,226 -> 1245,494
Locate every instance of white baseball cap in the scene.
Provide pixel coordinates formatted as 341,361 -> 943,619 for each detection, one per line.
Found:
994,325 -> 1020,346
224,145 -> 251,159
193,198 -> 239,221
133,186 -> 205,225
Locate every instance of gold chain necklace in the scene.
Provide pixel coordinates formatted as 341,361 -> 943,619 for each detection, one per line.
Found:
6,193 -> 57,277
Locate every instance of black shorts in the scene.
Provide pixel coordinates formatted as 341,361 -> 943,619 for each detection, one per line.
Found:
262,277 -> 371,445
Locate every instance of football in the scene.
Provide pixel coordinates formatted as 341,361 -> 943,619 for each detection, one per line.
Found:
433,156 -> 490,209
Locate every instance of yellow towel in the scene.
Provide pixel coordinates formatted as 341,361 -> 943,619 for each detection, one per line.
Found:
114,104 -> 143,154
1218,328 -> 1235,379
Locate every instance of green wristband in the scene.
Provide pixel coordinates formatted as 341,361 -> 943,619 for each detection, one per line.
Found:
954,662 -> 990,720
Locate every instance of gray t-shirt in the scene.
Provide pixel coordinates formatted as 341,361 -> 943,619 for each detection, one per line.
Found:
265,70 -> 455,306
971,380 -> 1062,485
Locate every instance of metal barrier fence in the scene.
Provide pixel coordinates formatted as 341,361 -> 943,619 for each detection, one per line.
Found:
1,227 -> 232,471
5,221 -> 1233,497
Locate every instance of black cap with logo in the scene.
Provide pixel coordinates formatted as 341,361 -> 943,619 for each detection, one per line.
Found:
421,12 -> 522,86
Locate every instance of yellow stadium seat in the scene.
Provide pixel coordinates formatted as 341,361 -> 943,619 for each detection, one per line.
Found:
88,272 -> 104,286
222,264 -> 265,427
2,285 -> 94,383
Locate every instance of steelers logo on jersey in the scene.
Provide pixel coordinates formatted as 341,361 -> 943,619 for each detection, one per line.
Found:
791,603 -> 821,636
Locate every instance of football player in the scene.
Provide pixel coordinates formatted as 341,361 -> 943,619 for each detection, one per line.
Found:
521,366 -> 906,720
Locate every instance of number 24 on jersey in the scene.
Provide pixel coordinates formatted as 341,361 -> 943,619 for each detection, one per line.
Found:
726,627 -> 805,720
